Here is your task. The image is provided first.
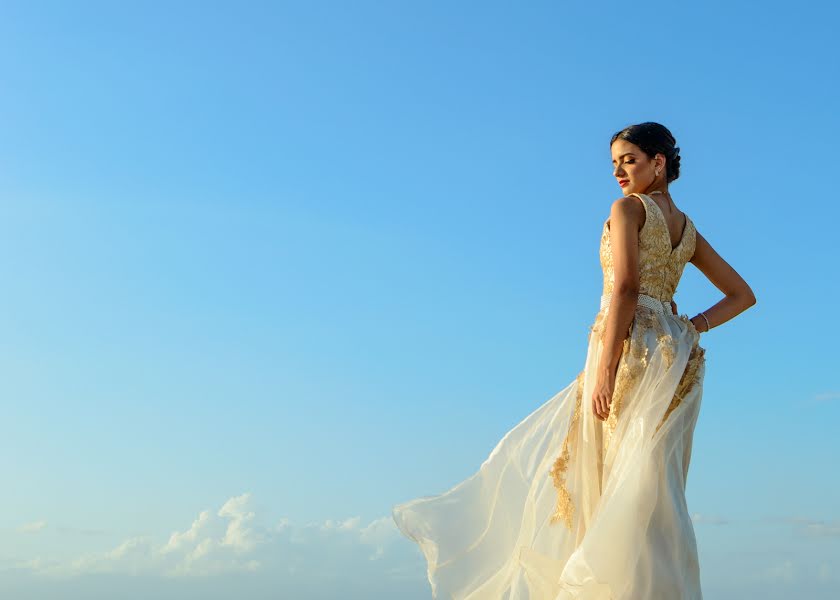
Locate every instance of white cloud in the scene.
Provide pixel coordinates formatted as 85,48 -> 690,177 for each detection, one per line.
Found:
161,510 -> 212,555
13,494 -> 405,581
55,536 -> 158,577
800,519 -> 840,537
218,492 -> 261,553
321,516 -> 361,532
818,563 -> 834,582
782,516 -> 840,537
17,520 -> 48,533
763,559 -> 796,583
359,516 -> 399,561
275,517 -> 291,533
690,512 -> 729,525
21,495 -> 266,579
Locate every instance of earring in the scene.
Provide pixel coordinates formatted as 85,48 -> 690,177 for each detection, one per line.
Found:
655,169 -> 660,177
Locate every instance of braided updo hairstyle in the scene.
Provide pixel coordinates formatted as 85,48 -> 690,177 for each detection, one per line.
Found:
610,122 -> 681,183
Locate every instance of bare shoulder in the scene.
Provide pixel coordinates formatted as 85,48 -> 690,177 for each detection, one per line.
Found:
606,195 -> 646,231
690,228 -> 727,269
691,228 -> 717,263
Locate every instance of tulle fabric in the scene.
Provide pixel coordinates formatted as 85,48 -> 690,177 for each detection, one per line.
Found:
392,305 -> 705,599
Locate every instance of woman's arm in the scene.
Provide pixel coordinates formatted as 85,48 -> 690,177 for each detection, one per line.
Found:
592,197 -> 645,421
687,229 -> 757,332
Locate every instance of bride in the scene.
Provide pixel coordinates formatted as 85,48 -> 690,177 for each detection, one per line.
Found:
391,122 -> 757,599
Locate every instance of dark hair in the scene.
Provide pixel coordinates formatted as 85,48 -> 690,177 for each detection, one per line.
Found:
610,122 -> 681,183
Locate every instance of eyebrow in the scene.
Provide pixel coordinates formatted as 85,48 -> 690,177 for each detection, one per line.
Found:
612,153 -> 635,164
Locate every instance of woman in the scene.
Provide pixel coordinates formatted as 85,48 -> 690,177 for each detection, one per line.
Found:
392,122 -> 757,599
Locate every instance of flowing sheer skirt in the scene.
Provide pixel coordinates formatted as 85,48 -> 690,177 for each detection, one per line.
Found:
392,305 -> 706,599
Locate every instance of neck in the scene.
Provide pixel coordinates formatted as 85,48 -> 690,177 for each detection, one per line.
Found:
646,189 -> 671,203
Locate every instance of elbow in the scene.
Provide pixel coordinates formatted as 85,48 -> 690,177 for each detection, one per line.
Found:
614,282 -> 640,298
741,287 -> 757,308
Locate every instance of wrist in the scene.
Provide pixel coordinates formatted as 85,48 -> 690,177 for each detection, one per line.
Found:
597,363 -> 617,379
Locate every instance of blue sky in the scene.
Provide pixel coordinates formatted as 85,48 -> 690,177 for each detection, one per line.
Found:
0,1 -> 837,598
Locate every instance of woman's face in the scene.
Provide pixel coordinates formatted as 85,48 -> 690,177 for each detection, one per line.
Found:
611,139 -> 662,194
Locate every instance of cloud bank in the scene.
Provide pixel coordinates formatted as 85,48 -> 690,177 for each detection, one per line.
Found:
10,493 -> 406,581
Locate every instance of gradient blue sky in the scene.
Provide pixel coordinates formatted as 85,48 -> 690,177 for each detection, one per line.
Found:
0,1 -> 837,598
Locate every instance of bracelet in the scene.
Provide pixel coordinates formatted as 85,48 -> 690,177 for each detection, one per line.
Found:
699,311 -> 711,332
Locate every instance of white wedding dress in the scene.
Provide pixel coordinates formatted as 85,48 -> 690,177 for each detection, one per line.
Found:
392,193 -> 707,599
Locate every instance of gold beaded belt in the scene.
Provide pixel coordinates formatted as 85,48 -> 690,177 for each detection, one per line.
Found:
600,292 -> 674,316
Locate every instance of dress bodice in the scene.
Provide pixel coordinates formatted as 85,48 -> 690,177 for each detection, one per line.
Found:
599,192 -> 697,303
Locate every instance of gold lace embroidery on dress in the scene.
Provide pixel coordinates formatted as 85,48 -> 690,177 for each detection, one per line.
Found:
602,320 -> 646,449
656,334 -> 706,433
549,193 -> 702,529
548,369 -> 585,529
600,194 -> 697,302
596,307 -> 681,455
